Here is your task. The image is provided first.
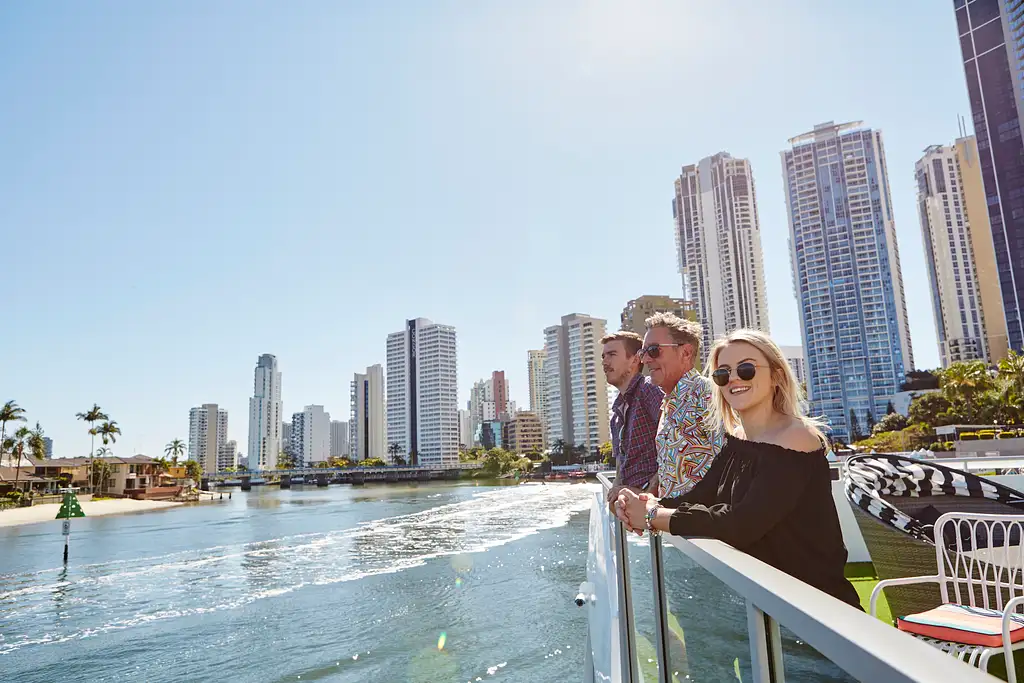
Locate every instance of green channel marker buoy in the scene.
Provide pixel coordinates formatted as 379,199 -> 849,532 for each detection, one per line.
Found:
56,488 -> 85,565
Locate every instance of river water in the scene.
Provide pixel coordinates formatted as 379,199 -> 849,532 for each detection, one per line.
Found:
1,481 -> 594,682
0,481 -> 853,682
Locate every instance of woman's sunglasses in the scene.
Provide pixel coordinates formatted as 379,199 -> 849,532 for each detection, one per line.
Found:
711,362 -> 759,387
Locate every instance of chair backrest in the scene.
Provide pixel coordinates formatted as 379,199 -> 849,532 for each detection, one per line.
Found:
935,512 -> 1024,611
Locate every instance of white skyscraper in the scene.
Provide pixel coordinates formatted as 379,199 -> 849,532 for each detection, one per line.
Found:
673,152 -> 770,358
779,346 -> 807,386
916,137 -> 1007,367
218,440 -> 238,471
330,420 -> 349,458
188,403 -> 228,474
542,313 -> 610,453
291,405 -> 330,466
386,318 -> 459,467
458,409 -> 473,449
247,353 -> 283,470
351,364 -> 387,462
527,349 -> 547,449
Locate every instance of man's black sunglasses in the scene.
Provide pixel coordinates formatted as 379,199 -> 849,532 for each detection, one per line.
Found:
639,343 -> 681,359
711,362 -> 759,387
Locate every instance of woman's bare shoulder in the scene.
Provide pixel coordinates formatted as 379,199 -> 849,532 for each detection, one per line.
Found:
775,418 -> 823,454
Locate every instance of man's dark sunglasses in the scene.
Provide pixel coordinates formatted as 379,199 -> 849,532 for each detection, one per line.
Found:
711,362 -> 758,387
639,343 -> 681,359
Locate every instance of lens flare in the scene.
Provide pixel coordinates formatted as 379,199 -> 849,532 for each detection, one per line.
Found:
437,632 -> 447,650
455,577 -> 464,588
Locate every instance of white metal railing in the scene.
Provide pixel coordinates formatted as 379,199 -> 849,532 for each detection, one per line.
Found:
590,473 -> 996,683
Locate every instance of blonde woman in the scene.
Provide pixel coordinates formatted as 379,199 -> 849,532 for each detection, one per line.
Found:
615,329 -> 860,608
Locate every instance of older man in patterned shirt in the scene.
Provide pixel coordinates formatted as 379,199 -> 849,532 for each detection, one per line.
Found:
640,313 -> 723,497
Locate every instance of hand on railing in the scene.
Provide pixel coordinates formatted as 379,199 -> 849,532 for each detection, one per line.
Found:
614,489 -> 657,536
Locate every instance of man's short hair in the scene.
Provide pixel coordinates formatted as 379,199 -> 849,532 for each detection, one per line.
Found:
600,330 -> 644,357
644,313 -> 703,354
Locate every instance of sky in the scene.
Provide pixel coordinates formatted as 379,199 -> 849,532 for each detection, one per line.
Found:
0,1 -> 971,459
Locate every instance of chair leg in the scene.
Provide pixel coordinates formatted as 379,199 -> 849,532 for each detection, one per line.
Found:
1005,645 -> 1018,683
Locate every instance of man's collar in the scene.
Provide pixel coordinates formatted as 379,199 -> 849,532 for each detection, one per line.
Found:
613,372 -> 644,406
668,368 -> 702,399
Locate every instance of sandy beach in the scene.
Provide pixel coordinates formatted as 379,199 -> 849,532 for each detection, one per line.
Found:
0,498 -> 184,528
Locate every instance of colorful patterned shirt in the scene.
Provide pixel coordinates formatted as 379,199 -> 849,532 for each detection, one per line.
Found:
610,373 -> 664,489
656,369 -> 724,498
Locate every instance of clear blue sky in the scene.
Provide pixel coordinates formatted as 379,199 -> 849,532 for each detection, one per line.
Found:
1,1 -> 969,458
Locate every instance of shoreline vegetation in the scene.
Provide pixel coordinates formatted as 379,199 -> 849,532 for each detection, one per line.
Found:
0,498 -> 184,529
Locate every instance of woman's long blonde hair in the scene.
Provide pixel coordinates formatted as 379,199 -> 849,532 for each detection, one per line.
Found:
705,329 -> 828,445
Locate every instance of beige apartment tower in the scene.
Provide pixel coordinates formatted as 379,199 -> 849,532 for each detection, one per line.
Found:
542,313 -> 611,454
916,136 -> 1007,366
502,410 -> 545,455
621,296 -> 698,336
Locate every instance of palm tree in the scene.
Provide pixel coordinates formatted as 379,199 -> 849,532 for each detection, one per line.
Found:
90,459 -> 112,494
940,361 -> 993,423
165,439 -> 187,464
11,426 -> 29,489
97,421 -> 121,448
77,404 -> 109,491
387,443 -> 401,463
0,401 -> 26,468
27,422 -> 46,462
95,446 -> 112,458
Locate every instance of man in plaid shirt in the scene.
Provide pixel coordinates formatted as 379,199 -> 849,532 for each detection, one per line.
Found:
601,331 -> 664,505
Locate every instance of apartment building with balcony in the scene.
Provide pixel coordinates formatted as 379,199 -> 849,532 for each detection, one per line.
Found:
782,121 -> 914,441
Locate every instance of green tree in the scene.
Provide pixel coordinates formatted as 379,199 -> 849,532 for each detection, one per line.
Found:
165,439 -> 187,464
865,411 -> 876,435
387,443 -> 402,462
361,457 -> 387,467
393,454 -> 407,466
0,400 -> 26,467
90,459 -> 112,494
886,401 -> 896,415
873,412 -> 909,434
27,422 -> 46,462
11,426 -> 29,488
848,410 -> 861,442
184,460 -> 202,482
599,441 -> 613,466
277,452 -> 296,469
76,404 -> 109,491
940,361 -> 994,423
908,392 -> 953,427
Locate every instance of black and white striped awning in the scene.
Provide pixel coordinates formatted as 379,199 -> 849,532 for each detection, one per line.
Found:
843,454 -> 1024,544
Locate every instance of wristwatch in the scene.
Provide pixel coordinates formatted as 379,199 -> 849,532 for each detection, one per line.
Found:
645,505 -> 660,535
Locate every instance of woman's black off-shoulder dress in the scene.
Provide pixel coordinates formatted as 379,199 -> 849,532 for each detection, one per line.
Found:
659,433 -> 861,609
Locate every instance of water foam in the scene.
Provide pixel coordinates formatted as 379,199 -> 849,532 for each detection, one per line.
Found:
0,483 -> 594,655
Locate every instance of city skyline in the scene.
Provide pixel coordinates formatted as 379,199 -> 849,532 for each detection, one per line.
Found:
3,3 -> 974,456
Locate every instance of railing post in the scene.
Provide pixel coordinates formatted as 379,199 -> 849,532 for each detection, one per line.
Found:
613,517 -> 639,683
746,601 -> 785,683
649,534 -> 671,683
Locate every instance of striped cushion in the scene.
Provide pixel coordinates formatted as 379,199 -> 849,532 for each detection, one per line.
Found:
898,603 -> 1024,647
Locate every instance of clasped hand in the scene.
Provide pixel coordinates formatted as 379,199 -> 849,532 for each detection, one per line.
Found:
612,488 -> 657,536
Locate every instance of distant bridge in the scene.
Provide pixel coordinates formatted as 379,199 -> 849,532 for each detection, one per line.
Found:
200,463 -> 484,490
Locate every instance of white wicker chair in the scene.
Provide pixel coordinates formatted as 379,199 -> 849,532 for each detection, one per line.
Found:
870,512 -> 1024,679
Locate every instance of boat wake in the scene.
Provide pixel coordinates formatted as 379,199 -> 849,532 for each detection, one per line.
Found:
0,483 -> 596,655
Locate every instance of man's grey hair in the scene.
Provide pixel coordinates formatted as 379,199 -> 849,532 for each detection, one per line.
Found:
644,312 -> 702,354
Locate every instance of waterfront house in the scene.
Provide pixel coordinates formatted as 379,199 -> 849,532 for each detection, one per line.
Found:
0,467 -> 61,495
31,456 -> 91,488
